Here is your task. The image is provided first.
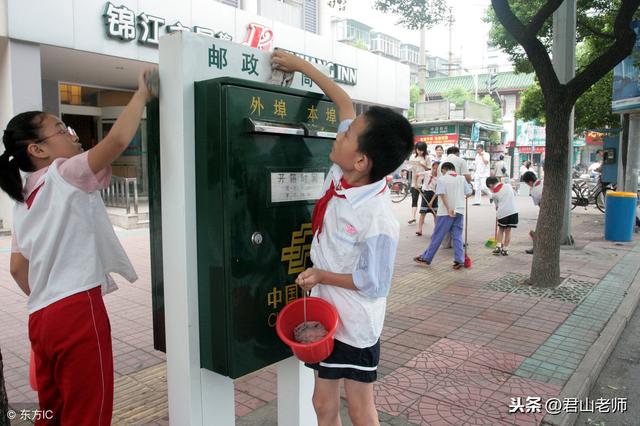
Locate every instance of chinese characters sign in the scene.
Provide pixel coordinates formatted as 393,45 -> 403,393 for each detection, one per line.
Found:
270,172 -> 325,203
415,134 -> 458,144
103,2 -> 232,46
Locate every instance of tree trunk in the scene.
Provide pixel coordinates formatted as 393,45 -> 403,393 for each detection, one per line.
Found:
529,103 -> 572,287
0,348 -> 9,426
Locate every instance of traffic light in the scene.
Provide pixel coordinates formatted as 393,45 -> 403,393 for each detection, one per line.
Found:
486,72 -> 498,94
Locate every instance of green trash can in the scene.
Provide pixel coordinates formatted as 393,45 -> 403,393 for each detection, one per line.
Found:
604,191 -> 637,242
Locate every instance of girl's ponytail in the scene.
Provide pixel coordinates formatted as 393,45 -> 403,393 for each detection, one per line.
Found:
1,111 -> 45,202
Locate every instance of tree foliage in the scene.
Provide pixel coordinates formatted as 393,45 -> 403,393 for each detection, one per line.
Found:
442,86 -> 472,108
407,84 -> 420,119
484,0 -> 636,74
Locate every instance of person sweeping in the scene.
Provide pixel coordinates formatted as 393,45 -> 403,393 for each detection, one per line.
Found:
485,176 -> 519,256
414,162 -> 472,269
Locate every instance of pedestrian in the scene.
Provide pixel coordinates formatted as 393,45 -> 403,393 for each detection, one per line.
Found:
437,146 -> 471,249
521,171 -> 543,254
272,49 -> 413,426
408,141 -> 430,224
431,144 -> 444,163
413,162 -> 472,269
494,154 -> 508,182
1,69 -> 152,425
519,160 -> 532,178
472,144 -> 491,205
485,176 -> 518,256
416,161 -> 439,237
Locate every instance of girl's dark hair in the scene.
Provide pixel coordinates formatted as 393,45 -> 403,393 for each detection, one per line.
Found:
0,111 -> 45,202
414,141 -> 427,155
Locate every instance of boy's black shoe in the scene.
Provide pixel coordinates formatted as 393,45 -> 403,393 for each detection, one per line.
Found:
501,249 -> 509,256
492,247 -> 502,255
525,248 -> 534,255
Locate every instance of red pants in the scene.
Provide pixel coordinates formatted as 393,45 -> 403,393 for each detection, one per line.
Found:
28,287 -> 113,426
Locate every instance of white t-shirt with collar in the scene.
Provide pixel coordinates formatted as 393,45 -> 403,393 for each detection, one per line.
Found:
310,122 -> 399,349
434,171 -> 472,216
491,183 -> 518,219
438,154 -> 469,177
12,152 -> 137,314
530,180 -> 543,206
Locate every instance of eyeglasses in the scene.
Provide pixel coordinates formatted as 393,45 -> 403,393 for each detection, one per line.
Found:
36,126 -> 77,143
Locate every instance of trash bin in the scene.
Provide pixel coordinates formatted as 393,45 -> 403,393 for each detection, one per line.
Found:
604,191 -> 638,242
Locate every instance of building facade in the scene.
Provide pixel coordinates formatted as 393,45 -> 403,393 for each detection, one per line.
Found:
0,0 -> 410,230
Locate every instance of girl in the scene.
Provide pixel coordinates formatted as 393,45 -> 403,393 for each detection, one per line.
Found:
408,141 -> 430,224
416,161 -> 439,236
1,69 -> 152,425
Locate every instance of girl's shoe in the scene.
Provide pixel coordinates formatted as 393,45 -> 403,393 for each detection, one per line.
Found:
501,249 -> 509,256
492,247 -> 502,255
408,219 -> 416,224
452,262 -> 463,270
415,231 -> 422,236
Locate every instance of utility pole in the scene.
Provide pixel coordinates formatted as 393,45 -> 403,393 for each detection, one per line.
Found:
447,8 -> 453,76
553,0 -> 576,246
418,26 -> 427,102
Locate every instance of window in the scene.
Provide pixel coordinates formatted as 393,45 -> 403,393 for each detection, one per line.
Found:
59,84 -> 100,106
259,0 -> 304,29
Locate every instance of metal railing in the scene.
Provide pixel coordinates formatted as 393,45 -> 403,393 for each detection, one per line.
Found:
101,176 -> 138,215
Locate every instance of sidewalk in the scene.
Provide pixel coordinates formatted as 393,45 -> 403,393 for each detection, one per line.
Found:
1,198 -> 637,425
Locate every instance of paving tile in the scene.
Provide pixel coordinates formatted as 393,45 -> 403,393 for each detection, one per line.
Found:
378,366 -> 443,395
448,361 -> 511,391
498,376 -> 561,401
476,308 -> 522,325
374,382 -> 421,416
387,331 -> 440,352
424,338 -> 483,361
405,350 -> 466,370
470,346 -> 526,373
403,395 -> 476,425
480,391 -> 546,425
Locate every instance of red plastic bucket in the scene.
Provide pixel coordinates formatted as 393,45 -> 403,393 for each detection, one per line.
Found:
276,297 -> 339,363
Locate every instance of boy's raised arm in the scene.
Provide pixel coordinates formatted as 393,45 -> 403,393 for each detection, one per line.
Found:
271,49 -> 356,122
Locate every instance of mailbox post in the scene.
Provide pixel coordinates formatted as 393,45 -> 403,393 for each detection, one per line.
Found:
154,31 -> 335,425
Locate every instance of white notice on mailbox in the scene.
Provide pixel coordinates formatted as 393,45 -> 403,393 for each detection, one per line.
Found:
270,172 -> 325,203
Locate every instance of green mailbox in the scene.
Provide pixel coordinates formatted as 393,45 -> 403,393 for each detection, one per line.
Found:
194,77 -> 338,378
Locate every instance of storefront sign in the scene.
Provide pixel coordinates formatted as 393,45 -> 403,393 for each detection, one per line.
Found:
517,146 -> 545,154
103,2 -> 233,46
516,120 -> 545,147
243,23 -> 274,51
415,134 -> 458,144
290,52 -> 357,86
612,21 -> 640,112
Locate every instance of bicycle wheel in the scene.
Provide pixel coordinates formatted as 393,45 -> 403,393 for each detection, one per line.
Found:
391,182 -> 409,203
571,187 -> 580,210
595,189 -> 606,213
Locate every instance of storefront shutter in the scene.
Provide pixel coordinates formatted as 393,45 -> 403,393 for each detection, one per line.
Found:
304,0 -> 317,33
221,0 -> 238,7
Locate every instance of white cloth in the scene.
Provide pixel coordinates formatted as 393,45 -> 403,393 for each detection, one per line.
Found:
310,121 -> 399,348
491,183 -> 518,219
474,152 -> 490,178
421,172 -> 437,192
494,160 -> 506,177
438,154 -> 469,177
12,157 -> 137,314
409,153 -> 430,188
435,171 -> 472,216
530,180 -> 543,206
520,165 -> 531,177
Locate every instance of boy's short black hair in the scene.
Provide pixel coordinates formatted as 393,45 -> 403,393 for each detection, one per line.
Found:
446,146 -> 460,155
441,162 -> 455,172
521,171 -> 537,184
476,144 -> 485,150
359,106 -> 414,182
485,176 -> 499,187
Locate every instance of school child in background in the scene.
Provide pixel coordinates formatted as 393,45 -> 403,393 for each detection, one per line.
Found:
486,176 -> 519,256
414,162 -> 472,269
521,171 -> 543,254
0,69 -> 153,425
272,49 -> 413,426
416,161 -> 439,237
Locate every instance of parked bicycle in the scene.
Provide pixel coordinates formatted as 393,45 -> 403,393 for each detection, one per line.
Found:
386,174 -> 410,203
571,178 -> 612,213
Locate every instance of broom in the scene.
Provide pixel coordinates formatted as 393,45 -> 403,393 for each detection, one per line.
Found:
485,220 -> 498,248
464,196 -> 472,268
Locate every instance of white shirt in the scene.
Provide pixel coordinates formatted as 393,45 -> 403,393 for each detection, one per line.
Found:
474,152 -> 490,178
310,122 -> 399,348
435,171 -> 472,216
409,153 -> 430,188
494,160 -> 506,177
438,154 -> 469,177
491,183 -> 518,219
12,153 -> 137,314
530,180 -> 543,206
421,172 -> 437,192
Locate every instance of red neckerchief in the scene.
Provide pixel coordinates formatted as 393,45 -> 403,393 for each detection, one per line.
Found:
311,177 -> 386,236
25,182 -> 45,209
311,178 -> 349,236
534,180 -> 542,187
492,183 -> 504,194
448,171 -> 457,177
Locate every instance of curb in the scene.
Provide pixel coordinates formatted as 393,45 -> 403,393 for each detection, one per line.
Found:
541,265 -> 640,426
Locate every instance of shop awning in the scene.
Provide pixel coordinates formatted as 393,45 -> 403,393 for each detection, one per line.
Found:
475,121 -> 505,132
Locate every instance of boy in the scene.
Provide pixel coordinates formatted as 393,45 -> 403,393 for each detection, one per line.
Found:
271,50 -> 413,426
485,176 -> 518,255
413,162 -> 472,269
521,171 -> 543,254
415,161 -> 439,236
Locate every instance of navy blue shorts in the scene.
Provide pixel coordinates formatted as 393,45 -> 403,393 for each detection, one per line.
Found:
305,339 -> 380,383
498,213 -> 519,228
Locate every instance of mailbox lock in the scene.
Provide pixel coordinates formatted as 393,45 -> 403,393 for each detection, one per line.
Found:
251,232 -> 264,246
